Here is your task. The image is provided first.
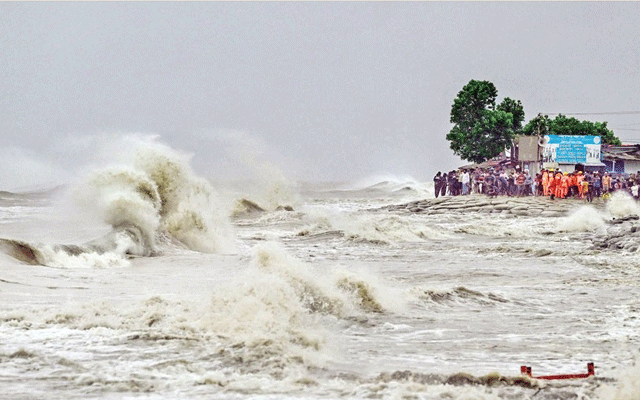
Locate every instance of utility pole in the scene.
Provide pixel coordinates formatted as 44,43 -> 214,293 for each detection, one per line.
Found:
537,113 -> 542,164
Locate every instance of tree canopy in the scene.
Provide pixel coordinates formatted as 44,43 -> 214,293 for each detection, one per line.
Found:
446,80 -> 524,164
522,114 -> 622,145
446,80 -> 624,164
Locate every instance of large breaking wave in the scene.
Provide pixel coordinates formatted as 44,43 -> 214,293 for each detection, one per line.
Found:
75,137 -> 235,253
0,135 -> 235,266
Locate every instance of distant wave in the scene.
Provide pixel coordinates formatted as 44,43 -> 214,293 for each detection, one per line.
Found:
0,186 -> 65,197
0,186 -> 62,205
231,198 -> 295,217
342,173 -> 434,195
295,213 -> 455,245
418,286 -> 510,306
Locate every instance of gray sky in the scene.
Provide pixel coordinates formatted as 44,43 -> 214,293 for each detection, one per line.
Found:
1,2 -> 639,189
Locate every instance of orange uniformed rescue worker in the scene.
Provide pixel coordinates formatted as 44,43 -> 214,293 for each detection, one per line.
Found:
542,169 -> 550,196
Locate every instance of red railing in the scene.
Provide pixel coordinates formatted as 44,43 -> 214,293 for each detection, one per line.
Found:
520,363 -> 595,380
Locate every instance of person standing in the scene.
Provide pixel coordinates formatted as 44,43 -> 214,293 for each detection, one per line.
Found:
561,172 -> 570,198
433,172 -> 443,198
584,172 -> 592,202
592,172 -> 602,198
542,169 -> 550,196
472,169 -> 481,194
461,169 -> 470,195
498,169 -> 509,195
525,170 -> 534,196
554,171 -> 564,199
441,172 -> 449,197
548,171 -> 557,199
603,172 -> 612,193
515,171 -> 526,196
535,172 -> 543,196
484,172 -> 496,196
448,171 -> 457,196
576,171 -> 585,199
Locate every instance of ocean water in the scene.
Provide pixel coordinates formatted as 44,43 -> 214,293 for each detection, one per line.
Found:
1,140 -> 640,400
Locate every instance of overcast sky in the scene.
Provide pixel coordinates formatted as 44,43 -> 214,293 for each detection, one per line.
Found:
1,2 -> 639,190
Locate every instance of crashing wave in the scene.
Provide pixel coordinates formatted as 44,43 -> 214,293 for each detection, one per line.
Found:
0,136 -> 235,266
0,223 -> 153,266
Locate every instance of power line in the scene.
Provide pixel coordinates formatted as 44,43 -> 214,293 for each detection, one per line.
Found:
541,111 -> 640,116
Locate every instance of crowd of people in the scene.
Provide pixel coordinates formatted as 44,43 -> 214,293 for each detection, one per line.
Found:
433,167 -> 640,201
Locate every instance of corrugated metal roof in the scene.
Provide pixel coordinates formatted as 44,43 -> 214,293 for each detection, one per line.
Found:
602,145 -> 640,161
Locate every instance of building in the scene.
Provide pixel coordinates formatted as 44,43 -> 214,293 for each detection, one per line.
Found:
461,135 -> 636,175
601,144 -> 640,175
514,134 -> 607,174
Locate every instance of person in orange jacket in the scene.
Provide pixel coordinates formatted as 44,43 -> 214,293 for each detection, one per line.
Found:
561,172 -> 570,198
548,171 -> 556,199
554,171 -> 564,199
547,171 -> 555,198
542,169 -> 550,196
569,172 -> 579,198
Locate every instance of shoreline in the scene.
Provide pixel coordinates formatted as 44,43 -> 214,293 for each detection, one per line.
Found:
382,194 -> 606,217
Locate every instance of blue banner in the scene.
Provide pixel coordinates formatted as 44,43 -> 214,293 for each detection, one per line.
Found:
542,135 -> 601,164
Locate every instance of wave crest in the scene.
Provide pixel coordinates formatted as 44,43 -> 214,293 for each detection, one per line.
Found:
75,137 -> 235,254
1,136 -> 236,266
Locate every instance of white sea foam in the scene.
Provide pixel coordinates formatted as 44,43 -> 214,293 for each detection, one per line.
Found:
73,167 -> 162,249
554,192 -> 640,233
299,208 -> 454,243
595,356 -> 640,400
452,214 -> 549,238
69,135 -> 236,255
4,178 -> 640,399
200,241 -> 403,356
557,205 -> 607,232
36,243 -> 133,269
202,247 -> 332,365
338,214 -> 452,243
606,191 -> 640,218
252,165 -> 301,211
208,129 -> 302,211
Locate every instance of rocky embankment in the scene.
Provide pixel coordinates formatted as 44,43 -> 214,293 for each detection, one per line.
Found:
381,194 -> 602,217
592,215 -> 640,252
382,194 -> 640,252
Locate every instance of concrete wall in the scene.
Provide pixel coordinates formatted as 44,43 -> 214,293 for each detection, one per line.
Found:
516,135 -> 540,162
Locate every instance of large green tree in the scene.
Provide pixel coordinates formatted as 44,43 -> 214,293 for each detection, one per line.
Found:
522,113 -> 622,145
496,97 -> 525,133
446,80 -> 524,164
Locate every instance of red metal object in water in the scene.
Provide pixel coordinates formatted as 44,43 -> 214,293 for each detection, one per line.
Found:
520,363 -> 595,380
